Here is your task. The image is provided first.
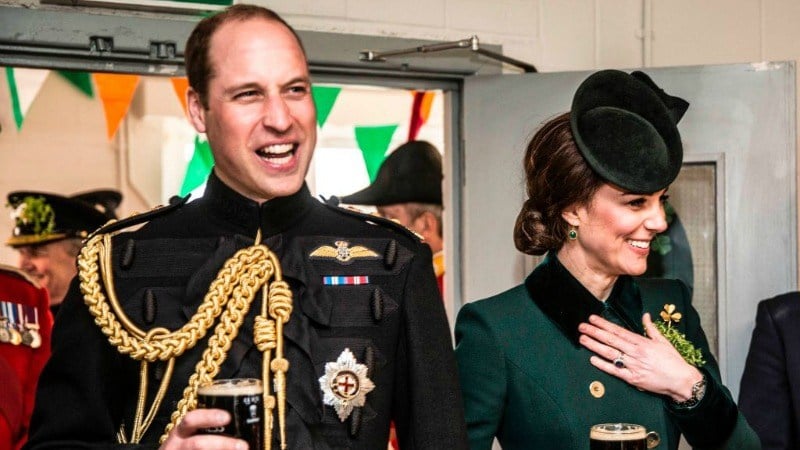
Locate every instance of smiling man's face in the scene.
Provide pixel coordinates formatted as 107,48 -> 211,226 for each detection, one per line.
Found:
188,17 -> 317,203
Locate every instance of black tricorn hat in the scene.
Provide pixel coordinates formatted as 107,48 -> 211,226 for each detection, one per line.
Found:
340,140 -> 443,206
6,189 -> 122,247
570,69 -> 689,193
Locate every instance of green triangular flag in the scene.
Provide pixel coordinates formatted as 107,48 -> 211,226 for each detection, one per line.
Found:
179,135 -> 214,196
354,125 -> 398,182
312,85 -> 341,128
56,70 -> 94,98
5,67 -> 49,131
5,67 -> 23,130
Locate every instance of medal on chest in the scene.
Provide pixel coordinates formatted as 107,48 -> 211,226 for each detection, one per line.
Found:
0,300 -> 42,347
319,348 -> 376,421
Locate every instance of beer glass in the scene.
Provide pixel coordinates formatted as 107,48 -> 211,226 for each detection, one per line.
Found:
590,423 -> 660,449
197,378 -> 263,449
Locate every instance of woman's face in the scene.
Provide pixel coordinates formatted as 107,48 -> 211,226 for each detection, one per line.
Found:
565,183 -> 669,278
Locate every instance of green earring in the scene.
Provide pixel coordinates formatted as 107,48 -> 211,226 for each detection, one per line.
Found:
568,227 -> 578,240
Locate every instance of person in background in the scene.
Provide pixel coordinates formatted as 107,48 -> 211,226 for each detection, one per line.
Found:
455,69 -> 760,450
340,140 -> 445,292
340,140 -> 445,450
0,264 -> 52,450
739,292 -> 800,449
5,190 -> 121,316
24,5 -> 467,450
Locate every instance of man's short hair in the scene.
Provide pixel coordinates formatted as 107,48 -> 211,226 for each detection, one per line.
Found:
404,202 -> 443,237
185,4 -> 307,109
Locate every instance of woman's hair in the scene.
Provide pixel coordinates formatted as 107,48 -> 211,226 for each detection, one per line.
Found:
513,112 -> 605,255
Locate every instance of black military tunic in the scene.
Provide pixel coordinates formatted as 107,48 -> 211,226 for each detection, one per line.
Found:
25,173 -> 468,450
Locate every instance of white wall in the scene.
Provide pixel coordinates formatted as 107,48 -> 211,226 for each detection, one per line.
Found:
255,0 -> 800,70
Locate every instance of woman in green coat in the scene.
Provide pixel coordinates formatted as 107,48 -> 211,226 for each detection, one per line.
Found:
455,70 -> 760,450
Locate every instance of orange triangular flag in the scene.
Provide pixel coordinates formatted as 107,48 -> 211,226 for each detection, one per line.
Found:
171,77 -> 189,118
93,73 -> 140,139
407,90 -> 437,141
419,91 -> 435,123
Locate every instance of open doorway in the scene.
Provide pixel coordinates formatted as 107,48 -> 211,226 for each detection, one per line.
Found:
0,67 -> 462,321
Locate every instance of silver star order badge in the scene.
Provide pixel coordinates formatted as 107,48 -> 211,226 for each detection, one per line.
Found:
319,348 -> 375,421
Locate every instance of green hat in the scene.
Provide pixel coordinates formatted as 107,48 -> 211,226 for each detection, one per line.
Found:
340,140 -> 443,206
6,189 -> 122,247
570,69 -> 689,193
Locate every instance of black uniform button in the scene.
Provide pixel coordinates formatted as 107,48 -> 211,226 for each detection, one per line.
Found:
350,345 -> 375,437
120,239 -> 136,269
384,240 -> 397,269
371,289 -> 384,322
363,345 -> 375,378
153,363 -> 165,381
143,289 -> 157,325
349,406 -> 362,436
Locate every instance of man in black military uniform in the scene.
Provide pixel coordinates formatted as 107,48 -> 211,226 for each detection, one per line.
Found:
25,5 -> 467,450
6,190 -> 122,316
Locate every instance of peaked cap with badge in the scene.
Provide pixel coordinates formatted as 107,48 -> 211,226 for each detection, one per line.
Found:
6,189 -> 122,247
340,140 -> 443,206
570,69 -> 689,194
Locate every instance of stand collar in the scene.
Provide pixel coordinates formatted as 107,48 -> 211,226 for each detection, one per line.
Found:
524,254 -> 644,346
204,171 -> 316,237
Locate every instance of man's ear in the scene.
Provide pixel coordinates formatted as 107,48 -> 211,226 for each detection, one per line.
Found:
413,211 -> 435,233
187,88 -> 207,133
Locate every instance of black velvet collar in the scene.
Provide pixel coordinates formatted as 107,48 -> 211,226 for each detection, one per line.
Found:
203,170 -> 316,237
524,253 -> 645,347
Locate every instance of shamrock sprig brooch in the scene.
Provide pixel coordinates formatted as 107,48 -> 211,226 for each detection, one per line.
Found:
8,196 -> 55,237
651,304 -> 706,367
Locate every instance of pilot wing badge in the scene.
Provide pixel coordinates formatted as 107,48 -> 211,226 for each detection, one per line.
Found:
319,348 -> 375,421
309,240 -> 379,264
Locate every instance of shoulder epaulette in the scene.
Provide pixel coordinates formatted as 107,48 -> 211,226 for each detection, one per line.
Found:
87,194 -> 191,239
320,197 -> 423,242
0,263 -> 41,288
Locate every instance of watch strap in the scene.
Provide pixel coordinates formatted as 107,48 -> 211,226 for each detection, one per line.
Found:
672,373 -> 707,409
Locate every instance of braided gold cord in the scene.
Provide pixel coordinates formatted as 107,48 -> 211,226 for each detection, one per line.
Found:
79,230 -> 292,448
139,358 -> 175,440
255,312 -> 276,450
160,245 -> 278,443
267,280 -> 292,450
80,234 -> 233,361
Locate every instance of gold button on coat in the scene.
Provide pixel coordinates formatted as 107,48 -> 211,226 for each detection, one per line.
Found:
589,381 -> 605,398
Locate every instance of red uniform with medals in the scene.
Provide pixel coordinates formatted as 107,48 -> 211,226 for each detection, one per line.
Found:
0,264 -> 52,450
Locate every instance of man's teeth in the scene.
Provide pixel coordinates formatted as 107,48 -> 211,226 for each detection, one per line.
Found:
261,143 -> 294,155
628,240 -> 650,249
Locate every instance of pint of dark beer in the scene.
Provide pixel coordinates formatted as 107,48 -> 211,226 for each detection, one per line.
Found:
590,423 -> 648,450
197,378 -> 263,449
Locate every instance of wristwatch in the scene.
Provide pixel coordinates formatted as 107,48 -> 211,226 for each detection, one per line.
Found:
672,374 -> 707,409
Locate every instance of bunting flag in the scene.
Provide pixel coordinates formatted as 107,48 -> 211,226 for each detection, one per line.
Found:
5,67 -> 50,130
93,73 -> 141,139
354,125 -> 398,182
170,77 -> 190,118
312,85 -> 341,128
407,90 -> 435,141
179,134 -> 214,196
56,71 -> 94,98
